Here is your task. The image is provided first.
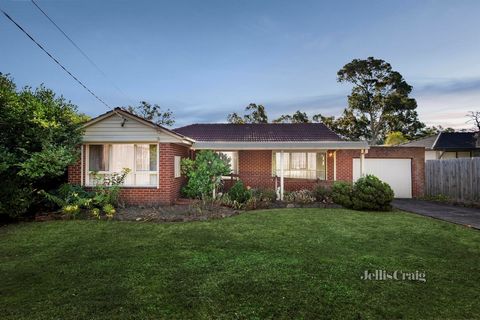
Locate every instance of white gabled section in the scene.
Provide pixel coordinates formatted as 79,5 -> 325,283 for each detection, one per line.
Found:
82,110 -> 193,145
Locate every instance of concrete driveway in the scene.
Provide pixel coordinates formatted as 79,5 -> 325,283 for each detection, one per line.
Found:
393,199 -> 480,230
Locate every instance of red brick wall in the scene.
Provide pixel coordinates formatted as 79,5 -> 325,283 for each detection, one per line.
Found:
335,146 -> 425,197
236,150 -> 332,191
67,143 -> 190,205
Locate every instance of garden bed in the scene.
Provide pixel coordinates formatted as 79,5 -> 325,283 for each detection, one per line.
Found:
34,201 -> 340,223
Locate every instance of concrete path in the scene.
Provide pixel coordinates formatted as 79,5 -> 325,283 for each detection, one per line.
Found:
393,199 -> 480,230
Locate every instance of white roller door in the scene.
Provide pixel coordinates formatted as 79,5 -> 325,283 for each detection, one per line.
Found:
353,158 -> 412,198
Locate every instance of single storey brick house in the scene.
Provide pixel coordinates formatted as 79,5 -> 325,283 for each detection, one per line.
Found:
68,108 -> 425,205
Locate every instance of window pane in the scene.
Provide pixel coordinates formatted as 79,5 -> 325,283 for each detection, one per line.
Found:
291,153 -> 307,169
135,144 -> 150,171
218,151 -> 238,174
307,153 -> 316,170
111,145 -> 134,186
316,153 -> 326,180
89,145 -> 108,171
149,144 -> 157,171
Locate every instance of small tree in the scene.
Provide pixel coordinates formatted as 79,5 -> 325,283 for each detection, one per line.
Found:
467,111 -> 480,131
181,150 -> 231,202
384,131 -> 409,146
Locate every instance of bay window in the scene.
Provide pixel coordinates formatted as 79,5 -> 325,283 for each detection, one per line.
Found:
272,151 -> 326,180
87,144 -> 158,186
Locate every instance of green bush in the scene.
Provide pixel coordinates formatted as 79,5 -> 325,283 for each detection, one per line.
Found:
41,168 -> 130,219
351,175 -> 394,211
284,190 -> 316,204
0,74 -> 87,220
228,180 -> 251,204
251,188 -> 277,203
332,175 -> 394,211
313,184 -> 333,203
181,150 -> 231,200
332,182 -> 354,208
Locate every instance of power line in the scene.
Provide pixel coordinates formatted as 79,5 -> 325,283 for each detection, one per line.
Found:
30,0 -> 134,103
1,7 -> 112,109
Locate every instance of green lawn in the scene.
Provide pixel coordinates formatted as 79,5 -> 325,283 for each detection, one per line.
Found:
1,209 -> 479,319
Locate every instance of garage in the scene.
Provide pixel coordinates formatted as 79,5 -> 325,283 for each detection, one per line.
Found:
353,158 -> 412,198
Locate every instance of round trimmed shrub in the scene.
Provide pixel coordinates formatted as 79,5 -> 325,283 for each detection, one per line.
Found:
351,175 -> 394,211
228,180 -> 251,204
332,175 -> 394,211
332,181 -> 353,208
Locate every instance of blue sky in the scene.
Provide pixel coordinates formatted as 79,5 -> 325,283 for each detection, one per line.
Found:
1,0 -> 480,129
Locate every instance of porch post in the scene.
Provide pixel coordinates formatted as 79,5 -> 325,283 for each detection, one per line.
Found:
360,149 -> 365,177
333,150 -> 337,181
80,145 -> 84,186
280,150 -> 285,201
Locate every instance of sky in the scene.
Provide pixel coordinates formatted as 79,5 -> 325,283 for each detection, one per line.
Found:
1,0 -> 480,129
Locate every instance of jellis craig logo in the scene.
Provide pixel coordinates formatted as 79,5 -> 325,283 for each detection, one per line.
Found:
361,270 -> 426,282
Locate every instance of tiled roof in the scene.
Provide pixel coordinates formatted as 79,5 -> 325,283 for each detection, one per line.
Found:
401,135 -> 437,149
173,123 -> 342,142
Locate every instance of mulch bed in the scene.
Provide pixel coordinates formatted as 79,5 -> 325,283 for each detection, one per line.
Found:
33,201 -> 340,223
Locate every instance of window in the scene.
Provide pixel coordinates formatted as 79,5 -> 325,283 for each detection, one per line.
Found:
217,151 -> 238,174
174,156 -> 181,178
272,152 -> 326,180
86,144 -> 158,186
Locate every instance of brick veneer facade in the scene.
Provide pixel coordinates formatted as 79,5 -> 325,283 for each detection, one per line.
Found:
335,146 -> 425,198
69,145 -> 425,204
223,146 -> 424,197
67,143 -> 190,205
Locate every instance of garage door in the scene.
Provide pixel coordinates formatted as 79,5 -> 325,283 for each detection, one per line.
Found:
353,158 -> 412,198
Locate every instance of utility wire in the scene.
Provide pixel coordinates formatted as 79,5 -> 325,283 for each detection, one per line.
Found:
30,0 -> 134,104
1,7 -> 112,109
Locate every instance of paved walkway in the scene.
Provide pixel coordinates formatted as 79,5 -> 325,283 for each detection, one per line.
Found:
393,199 -> 480,230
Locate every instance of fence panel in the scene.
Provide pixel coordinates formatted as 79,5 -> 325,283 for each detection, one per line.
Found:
425,158 -> 480,202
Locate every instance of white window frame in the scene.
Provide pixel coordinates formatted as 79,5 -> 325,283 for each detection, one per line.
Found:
272,151 -> 327,180
216,151 -> 239,175
85,143 -> 159,188
174,156 -> 181,178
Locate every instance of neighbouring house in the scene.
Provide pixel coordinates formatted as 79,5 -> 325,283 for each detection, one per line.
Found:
68,108 -> 425,205
401,132 -> 480,160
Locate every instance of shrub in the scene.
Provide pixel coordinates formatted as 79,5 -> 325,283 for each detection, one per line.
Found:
332,175 -> 394,211
103,204 -> 116,219
228,180 -> 251,204
41,169 -> 130,219
251,188 -> 277,203
181,150 -> 231,200
351,175 -> 394,211
332,182 -> 353,208
0,74 -> 86,220
313,184 -> 333,203
62,204 -> 80,217
284,189 -> 316,204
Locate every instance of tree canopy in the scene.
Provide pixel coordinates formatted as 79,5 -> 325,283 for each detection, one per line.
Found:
0,73 -> 86,219
273,110 -> 310,123
125,101 -> 174,127
227,103 -> 268,124
324,57 -> 425,144
384,131 -> 409,146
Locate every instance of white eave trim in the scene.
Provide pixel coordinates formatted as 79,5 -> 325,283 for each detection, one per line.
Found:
192,141 -> 369,150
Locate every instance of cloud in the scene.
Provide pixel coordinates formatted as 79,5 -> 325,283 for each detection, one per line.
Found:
413,77 -> 480,129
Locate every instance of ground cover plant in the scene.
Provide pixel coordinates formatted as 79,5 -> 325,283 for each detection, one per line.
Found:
1,208 -> 479,319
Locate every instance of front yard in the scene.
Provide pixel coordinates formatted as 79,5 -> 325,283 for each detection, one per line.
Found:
1,208 -> 479,319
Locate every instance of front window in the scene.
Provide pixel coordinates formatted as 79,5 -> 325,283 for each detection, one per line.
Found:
272,151 -> 326,180
217,151 -> 238,174
87,144 -> 158,186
